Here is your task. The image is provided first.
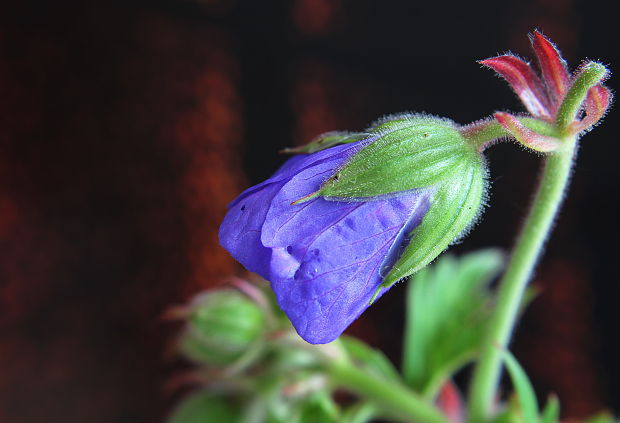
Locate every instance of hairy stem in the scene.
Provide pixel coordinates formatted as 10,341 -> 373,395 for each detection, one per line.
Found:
467,138 -> 577,422
461,117 -> 558,151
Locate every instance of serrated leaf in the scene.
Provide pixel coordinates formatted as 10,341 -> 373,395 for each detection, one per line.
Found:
502,350 -> 539,423
402,250 -> 503,396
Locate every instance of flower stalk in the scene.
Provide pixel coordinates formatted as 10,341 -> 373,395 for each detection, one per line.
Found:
468,32 -> 611,423
467,31 -> 610,422
467,138 -> 577,422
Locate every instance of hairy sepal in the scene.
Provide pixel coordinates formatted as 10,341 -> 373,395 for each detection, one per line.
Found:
319,115 -> 474,199
377,154 -> 488,295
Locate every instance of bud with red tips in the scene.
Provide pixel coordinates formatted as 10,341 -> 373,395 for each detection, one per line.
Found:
478,30 -> 611,151
219,114 -> 488,344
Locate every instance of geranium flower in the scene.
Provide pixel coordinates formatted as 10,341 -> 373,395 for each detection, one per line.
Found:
220,115 -> 487,344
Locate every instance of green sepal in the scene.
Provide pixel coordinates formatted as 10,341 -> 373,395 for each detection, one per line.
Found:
282,131 -> 369,154
378,153 -> 487,292
319,115 -> 474,198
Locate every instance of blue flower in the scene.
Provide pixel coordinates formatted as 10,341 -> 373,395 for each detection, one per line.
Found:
220,115 -> 487,344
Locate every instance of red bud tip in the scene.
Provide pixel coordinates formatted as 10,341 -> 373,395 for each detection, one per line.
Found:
481,56 -> 552,119
436,381 -> 464,423
530,31 -> 570,108
574,85 -> 612,132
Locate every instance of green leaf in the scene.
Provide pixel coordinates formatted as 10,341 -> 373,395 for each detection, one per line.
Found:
502,350 -> 539,423
340,403 -> 379,423
402,250 -> 503,396
257,377 -> 340,423
490,398 -> 523,423
167,390 -> 242,423
540,395 -> 559,423
340,336 -> 401,382
297,392 -> 340,423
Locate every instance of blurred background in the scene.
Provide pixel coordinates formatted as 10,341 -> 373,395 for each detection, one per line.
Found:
1,0 -> 618,422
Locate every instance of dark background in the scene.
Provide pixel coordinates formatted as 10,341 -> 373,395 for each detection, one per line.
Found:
1,0 -> 618,422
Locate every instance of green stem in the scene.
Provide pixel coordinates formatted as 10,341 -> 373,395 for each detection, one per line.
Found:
467,138 -> 577,423
462,118 -> 559,151
327,360 -> 450,423
555,62 -> 608,132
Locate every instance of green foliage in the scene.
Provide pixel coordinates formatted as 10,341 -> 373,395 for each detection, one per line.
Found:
502,350 -> 539,423
255,388 -> 339,423
540,395 -> 559,423
167,391 -> 242,423
491,352 -> 562,423
581,413 -> 619,423
402,250 -> 504,397
340,403 -> 379,423
296,393 -> 340,423
166,266 -> 615,423
340,336 -> 401,382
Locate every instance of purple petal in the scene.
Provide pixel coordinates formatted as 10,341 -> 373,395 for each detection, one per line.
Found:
219,136 -> 431,344
261,150 -> 360,248
219,140 -> 365,279
268,191 -> 430,344
230,141 -> 364,208
219,182 -> 283,279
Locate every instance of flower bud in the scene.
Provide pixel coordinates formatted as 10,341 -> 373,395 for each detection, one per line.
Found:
219,114 -> 487,344
480,31 -> 611,147
178,290 -> 265,366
